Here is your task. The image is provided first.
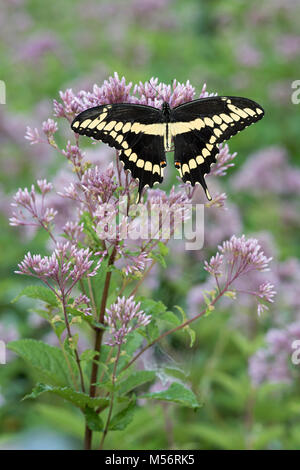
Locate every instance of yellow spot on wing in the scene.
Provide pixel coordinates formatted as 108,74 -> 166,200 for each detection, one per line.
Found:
182,164 -> 189,175
196,155 -> 204,164
228,104 -> 248,119
81,119 -> 92,129
244,107 -> 255,116
129,153 -> 137,162
122,122 -> 131,133
114,122 -> 123,132
204,117 -> 214,127
220,113 -> 233,123
153,164 -> 160,174
213,115 -> 222,124
97,121 -> 106,130
189,159 -> 197,169
193,118 -> 205,129
104,121 -> 116,131
214,128 -> 222,138
230,113 -> 240,121
87,118 -> 102,129
72,121 -> 79,129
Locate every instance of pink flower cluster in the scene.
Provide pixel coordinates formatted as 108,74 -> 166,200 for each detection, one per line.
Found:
16,242 -> 102,297
105,296 -> 151,346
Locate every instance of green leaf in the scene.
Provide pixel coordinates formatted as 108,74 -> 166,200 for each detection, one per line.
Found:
145,319 -> 159,342
118,371 -> 156,395
158,241 -> 169,257
35,403 -> 84,439
140,382 -> 201,409
24,383 -> 110,410
174,305 -> 196,347
85,407 -> 104,431
139,298 -> 167,317
12,285 -> 58,307
149,252 -> 166,268
109,398 -> 136,431
117,332 -> 144,373
160,310 -> 181,327
8,339 -> 77,387
80,349 -> 98,362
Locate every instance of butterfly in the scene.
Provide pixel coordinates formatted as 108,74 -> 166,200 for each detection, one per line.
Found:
71,96 -> 264,202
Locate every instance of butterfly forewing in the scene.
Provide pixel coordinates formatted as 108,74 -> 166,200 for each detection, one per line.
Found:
170,96 -> 264,198
71,103 -> 166,200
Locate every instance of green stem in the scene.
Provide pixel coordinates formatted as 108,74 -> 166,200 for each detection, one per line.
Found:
84,246 -> 117,450
99,344 -> 121,450
61,293 -> 86,393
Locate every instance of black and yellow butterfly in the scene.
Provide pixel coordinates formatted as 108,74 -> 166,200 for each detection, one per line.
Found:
71,96 -> 264,202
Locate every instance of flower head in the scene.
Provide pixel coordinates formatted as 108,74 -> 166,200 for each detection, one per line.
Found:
105,296 -> 151,346
9,181 -> 57,228
16,242 -> 102,296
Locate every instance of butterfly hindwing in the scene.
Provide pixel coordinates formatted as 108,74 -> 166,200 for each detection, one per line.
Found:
170,96 -> 264,197
173,133 -> 219,200
71,103 -> 166,200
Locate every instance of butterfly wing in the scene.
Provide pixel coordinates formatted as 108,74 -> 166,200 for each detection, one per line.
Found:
170,96 -> 264,199
71,103 -> 166,201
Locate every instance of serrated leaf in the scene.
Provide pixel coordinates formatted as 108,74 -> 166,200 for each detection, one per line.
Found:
109,398 -> 136,431
8,339 -> 77,387
139,298 -> 167,317
12,285 -> 58,307
24,383 -> 110,410
85,407 -> 104,431
118,371 -> 156,395
140,382 -> 201,409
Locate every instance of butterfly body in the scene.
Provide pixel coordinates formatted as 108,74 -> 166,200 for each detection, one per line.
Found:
71,96 -> 264,201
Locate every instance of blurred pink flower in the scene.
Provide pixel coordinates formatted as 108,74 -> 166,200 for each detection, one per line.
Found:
235,42 -> 262,67
231,146 -> 300,196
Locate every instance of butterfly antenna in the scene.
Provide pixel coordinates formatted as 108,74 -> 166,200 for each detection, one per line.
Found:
148,79 -> 165,103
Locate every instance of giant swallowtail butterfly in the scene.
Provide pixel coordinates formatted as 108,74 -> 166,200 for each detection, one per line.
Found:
71,96 -> 264,202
